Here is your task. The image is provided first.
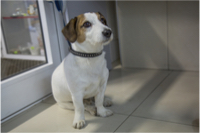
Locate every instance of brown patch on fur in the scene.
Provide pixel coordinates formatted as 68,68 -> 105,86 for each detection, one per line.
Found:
62,14 -> 86,43
83,97 -> 95,105
95,12 -> 107,26
76,14 -> 86,43
62,17 -> 77,43
62,12 -> 107,43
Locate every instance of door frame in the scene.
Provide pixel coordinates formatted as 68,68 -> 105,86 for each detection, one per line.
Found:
1,1 -> 61,122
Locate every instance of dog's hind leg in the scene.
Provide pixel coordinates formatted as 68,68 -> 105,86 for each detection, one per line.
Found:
83,97 -> 97,116
58,102 -> 74,110
83,97 -> 95,105
57,99 -> 97,116
84,105 -> 97,116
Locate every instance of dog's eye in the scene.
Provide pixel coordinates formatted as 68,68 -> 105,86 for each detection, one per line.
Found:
83,21 -> 91,28
100,18 -> 106,25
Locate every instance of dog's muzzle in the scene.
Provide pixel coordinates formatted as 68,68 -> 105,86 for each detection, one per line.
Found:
102,29 -> 112,38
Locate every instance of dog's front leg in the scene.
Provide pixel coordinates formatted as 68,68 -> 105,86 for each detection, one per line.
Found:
95,81 -> 113,117
72,93 -> 85,129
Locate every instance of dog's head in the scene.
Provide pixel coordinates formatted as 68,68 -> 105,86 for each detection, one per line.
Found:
62,12 -> 113,46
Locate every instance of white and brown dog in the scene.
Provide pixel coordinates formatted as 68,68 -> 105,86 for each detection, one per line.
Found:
51,12 -> 113,129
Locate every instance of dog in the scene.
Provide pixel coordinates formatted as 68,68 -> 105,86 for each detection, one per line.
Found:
51,12 -> 113,129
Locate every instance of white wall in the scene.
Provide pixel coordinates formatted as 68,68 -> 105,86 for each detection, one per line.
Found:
106,1 -> 120,63
168,2 -> 199,71
117,1 -> 199,71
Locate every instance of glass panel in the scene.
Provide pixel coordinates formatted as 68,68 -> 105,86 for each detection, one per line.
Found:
1,0 -> 47,80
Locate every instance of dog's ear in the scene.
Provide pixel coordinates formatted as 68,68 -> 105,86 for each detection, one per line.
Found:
62,17 -> 77,43
98,12 -> 107,26
98,11 -> 102,15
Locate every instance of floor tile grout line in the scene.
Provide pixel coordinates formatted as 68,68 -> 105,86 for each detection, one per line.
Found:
113,114 -> 131,132
3,70 -> 177,130
113,71 -> 173,132
113,70 -> 199,130
130,71 -> 172,115
131,115 -> 199,127
113,113 -> 130,116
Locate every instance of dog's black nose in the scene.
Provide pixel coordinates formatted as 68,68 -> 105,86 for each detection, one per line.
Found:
102,29 -> 112,38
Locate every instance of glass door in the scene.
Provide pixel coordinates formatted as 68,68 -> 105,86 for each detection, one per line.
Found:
1,0 -> 47,80
1,0 -> 61,122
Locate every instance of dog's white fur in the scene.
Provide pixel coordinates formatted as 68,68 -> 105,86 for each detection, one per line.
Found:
51,12 -> 113,129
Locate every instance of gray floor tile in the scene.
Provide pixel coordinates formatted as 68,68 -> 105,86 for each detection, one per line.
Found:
2,103 -> 128,132
116,116 -> 199,132
2,68 -> 198,132
42,95 -> 56,104
132,71 -> 199,126
105,68 -> 170,115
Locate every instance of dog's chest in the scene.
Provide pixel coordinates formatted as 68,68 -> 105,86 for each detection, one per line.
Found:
83,76 -> 100,98
81,59 -> 107,99
83,67 -> 106,99
65,53 -> 108,99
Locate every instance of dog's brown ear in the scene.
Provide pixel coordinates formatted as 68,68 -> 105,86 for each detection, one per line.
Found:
98,12 -> 107,26
62,17 -> 77,43
98,12 -> 103,16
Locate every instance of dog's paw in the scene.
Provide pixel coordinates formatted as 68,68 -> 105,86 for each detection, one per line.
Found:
103,97 -> 113,107
97,108 -> 113,117
73,120 -> 86,129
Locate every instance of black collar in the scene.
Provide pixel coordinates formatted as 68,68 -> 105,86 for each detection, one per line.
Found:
69,47 -> 103,58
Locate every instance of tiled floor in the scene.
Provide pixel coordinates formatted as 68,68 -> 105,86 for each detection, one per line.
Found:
2,66 -> 199,132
